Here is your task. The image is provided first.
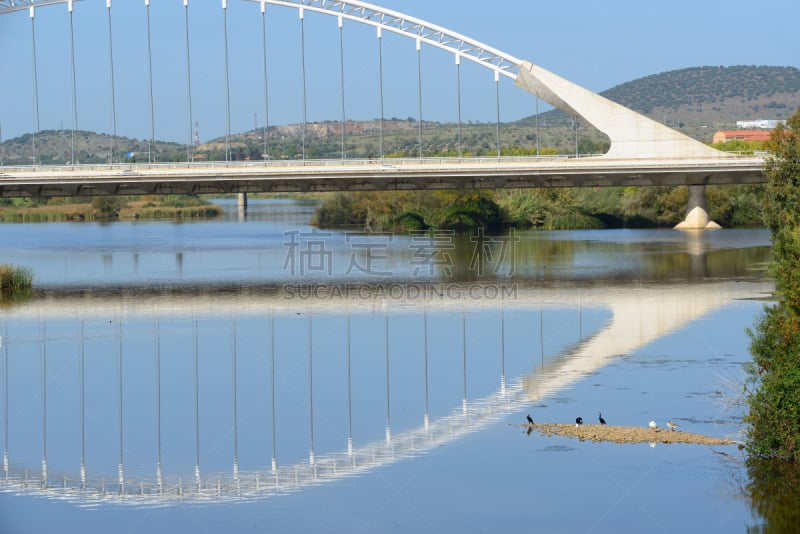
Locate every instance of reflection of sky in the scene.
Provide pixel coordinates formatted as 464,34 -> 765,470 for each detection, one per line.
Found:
0,299 -> 764,533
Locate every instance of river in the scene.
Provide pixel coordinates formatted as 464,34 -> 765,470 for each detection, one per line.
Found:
0,199 -> 781,532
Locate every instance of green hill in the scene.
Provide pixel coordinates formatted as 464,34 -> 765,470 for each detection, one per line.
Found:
518,65 -> 800,140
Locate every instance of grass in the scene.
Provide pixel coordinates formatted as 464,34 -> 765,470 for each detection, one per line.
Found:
0,196 -> 224,222
0,264 -> 33,308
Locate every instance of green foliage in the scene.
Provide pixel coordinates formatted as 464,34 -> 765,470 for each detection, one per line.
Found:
159,195 -> 212,208
712,139 -> 766,154
763,109 -> 800,310
313,184 -> 768,233
0,264 -> 33,304
310,193 -> 366,228
438,193 -> 504,232
746,305 -> 800,460
746,106 -> 800,462
91,196 -> 125,219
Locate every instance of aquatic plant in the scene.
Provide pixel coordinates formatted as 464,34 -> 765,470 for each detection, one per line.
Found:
0,264 -> 33,308
0,264 -> 32,293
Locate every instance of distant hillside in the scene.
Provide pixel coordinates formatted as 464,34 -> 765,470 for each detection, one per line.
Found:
518,65 -> 800,139
3,65 -> 797,164
0,130 -> 185,166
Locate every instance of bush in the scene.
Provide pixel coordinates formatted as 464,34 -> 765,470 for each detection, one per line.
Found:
746,107 -> 800,461
0,264 -> 33,294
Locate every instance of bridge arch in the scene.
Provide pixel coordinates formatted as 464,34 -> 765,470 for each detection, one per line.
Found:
245,0 -> 522,79
2,0 -> 738,228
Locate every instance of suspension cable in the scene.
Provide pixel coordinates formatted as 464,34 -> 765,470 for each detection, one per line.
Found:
416,38 -> 422,160
68,0 -> 78,165
574,116 -> 578,156
535,96 -> 540,158
107,0 -> 118,165
184,0 -> 194,163
299,7 -> 306,161
261,1 -> 269,163
495,70 -> 500,160
145,0 -> 155,163
223,0 -> 231,163
455,53 -> 462,159
338,15 -> 345,160
377,25 -> 384,160
30,6 -> 40,166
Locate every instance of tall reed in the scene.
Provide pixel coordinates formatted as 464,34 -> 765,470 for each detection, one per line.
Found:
0,264 -> 33,294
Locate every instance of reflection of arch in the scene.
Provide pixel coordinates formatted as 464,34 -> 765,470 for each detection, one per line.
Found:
0,280 -> 770,506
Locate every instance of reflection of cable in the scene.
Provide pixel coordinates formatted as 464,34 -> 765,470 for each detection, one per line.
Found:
41,319 -> 47,484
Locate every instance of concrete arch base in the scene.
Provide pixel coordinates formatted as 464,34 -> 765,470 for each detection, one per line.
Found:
674,185 -> 721,230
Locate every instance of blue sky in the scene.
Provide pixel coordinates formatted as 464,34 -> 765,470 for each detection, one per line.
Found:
0,0 -> 798,145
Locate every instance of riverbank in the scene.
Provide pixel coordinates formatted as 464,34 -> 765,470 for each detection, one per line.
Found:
526,423 -> 738,445
0,195 -> 223,222
311,185 -> 766,232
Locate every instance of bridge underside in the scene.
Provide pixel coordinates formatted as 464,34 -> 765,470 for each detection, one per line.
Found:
0,162 -> 765,198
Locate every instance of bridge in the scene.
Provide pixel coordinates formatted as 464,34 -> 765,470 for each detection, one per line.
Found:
0,0 -> 769,229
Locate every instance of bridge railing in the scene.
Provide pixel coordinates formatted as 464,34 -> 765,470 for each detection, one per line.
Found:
0,153 -> 766,176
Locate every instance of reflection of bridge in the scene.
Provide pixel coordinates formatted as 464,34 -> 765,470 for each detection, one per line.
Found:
0,280 -> 771,505
0,0 -> 766,228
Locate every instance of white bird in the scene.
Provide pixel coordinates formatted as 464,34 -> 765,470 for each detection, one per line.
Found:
667,420 -> 679,432
649,420 -> 658,431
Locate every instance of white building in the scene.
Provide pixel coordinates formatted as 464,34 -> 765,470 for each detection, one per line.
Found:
735,119 -> 786,129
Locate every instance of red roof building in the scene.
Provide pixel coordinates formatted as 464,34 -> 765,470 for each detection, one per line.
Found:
712,130 -> 772,144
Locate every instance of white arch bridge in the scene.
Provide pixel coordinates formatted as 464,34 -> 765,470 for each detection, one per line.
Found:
0,0 -> 767,228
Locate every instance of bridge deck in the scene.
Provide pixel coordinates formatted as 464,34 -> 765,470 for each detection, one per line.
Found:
0,156 -> 765,197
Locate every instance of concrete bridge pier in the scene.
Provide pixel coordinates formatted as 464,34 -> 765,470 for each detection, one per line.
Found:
674,185 -> 721,230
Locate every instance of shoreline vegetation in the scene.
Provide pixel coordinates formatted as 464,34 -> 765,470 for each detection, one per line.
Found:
0,264 -> 33,307
0,194 -> 222,222
745,107 -> 800,463
311,184 -> 766,232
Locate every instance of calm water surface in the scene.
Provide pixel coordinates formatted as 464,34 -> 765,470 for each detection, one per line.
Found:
0,199 -> 779,532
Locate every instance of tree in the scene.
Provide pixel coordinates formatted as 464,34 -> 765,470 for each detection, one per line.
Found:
746,107 -> 800,461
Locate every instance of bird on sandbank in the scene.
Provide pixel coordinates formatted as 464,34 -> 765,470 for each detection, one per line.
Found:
598,412 -> 607,425
667,420 -> 679,432
526,414 -> 534,425
576,417 -> 583,427
649,420 -> 658,432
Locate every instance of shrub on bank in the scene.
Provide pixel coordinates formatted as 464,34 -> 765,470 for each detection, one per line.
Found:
0,264 -> 33,294
746,107 -> 800,462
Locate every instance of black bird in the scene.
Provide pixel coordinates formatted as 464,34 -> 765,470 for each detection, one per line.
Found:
526,414 -> 534,425
576,417 -> 583,427
599,412 -> 607,425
